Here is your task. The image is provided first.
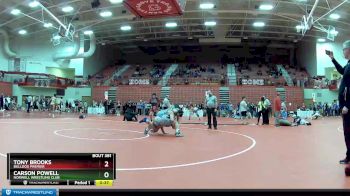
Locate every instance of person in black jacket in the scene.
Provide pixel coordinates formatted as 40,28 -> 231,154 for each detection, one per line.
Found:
327,40 -> 350,164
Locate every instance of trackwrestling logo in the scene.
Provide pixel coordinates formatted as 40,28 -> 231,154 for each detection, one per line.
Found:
1,189 -> 57,196
5,189 -> 11,196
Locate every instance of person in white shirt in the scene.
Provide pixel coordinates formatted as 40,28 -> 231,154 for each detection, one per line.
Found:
205,90 -> 218,130
239,97 -> 248,120
26,96 -> 32,113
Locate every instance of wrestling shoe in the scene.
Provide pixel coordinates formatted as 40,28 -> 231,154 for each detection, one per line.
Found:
144,128 -> 150,136
340,158 -> 350,164
175,130 -> 184,137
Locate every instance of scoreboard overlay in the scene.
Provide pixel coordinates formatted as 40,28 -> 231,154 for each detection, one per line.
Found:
7,153 -> 116,186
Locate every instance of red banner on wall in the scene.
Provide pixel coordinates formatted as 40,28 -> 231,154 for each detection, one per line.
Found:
124,0 -> 183,18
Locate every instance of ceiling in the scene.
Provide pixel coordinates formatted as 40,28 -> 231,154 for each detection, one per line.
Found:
0,0 -> 349,47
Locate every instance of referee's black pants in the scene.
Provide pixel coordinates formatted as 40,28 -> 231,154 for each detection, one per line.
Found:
343,113 -> 350,159
207,108 -> 217,129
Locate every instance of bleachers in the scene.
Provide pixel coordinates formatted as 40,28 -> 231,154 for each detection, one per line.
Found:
112,64 -> 169,85
169,64 -> 227,85
236,64 -> 287,86
89,66 -> 118,86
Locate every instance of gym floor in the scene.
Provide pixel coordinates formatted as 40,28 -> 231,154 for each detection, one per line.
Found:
0,111 -> 349,189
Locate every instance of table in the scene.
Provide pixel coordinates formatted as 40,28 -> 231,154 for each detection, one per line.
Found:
88,107 -> 105,115
182,108 -> 204,118
297,110 -> 314,119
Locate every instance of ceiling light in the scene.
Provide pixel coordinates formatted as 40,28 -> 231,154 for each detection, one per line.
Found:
329,13 -> 340,20
29,1 -> 40,8
330,30 -> 339,36
10,9 -> 21,15
43,23 -> 53,28
253,22 -> 265,27
120,25 -> 131,31
84,30 -> 94,35
259,4 -> 274,10
100,10 -> 113,17
165,22 -> 177,28
18,30 -> 27,35
200,3 -> 215,9
109,0 -> 123,4
317,38 -> 326,42
62,6 -> 74,13
204,21 -> 217,26
53,35 -> 61,40
295,25 -> 304,30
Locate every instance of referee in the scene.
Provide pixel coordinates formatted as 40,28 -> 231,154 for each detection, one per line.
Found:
205,90 -> 218,130
327,40 -> 350,164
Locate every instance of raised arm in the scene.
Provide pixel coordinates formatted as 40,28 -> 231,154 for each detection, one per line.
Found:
332,58 -> 345,75
328,51 -> 345,75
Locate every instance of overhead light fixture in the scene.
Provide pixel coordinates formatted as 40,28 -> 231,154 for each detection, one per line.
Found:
62,6 -> 74,13
329,13 -> 340,20
29,1 -> 40,8
330,29 -> 339,36
100,10 -> 113,17
295,25 -> 304,30
109,0 -> 123,4
259,4 -> 274,10
253,22 -> 265,27
200,3 -> 215,9
204,21 -> 217,26
120,25 -> 131,31
165,22 -> 177,28
43,23 -> 53,28
18,30 -> 27,35
53,35 -> 61,40
83,30 -> 94,35
317,38 -> 326,42
10,9 -> 21,15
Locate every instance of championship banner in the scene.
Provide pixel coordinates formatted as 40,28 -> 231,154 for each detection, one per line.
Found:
242,79 -> 265,86
124,0 -> 185,18
129,79 -> 150,85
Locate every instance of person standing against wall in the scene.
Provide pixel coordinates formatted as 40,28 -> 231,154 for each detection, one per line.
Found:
205,90 -> 218,130
26,95 -> 32,113
256,97 -> 265,125
262,96 -> 270,125
327,40 -> 350,164
274,93 -> 282,127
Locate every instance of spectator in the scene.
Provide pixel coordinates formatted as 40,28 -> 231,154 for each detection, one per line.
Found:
274,93 -> 282,127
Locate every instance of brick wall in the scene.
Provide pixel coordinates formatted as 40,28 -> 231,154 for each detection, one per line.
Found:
285,87 -> 304,111
116,85 -> 161,103
0,82 -> 12,96
230,86 -> 277,106
170,85 -> 220,104
92,86 -> 110,102
100,85 -> 304,111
